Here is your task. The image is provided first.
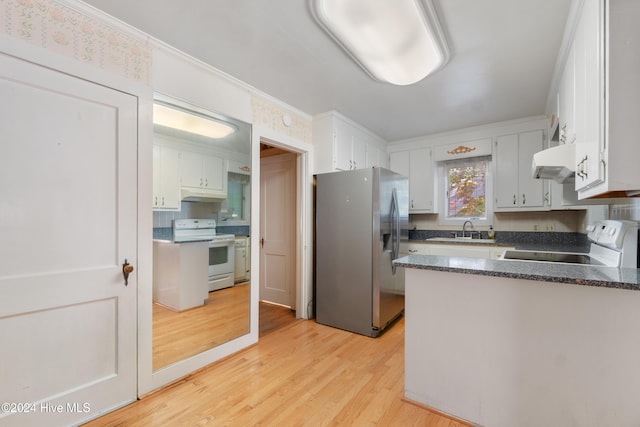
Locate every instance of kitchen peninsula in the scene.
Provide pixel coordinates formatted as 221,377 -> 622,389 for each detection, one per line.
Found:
394,254 -> 640,427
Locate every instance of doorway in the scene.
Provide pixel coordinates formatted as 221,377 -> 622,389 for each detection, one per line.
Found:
259,143 -> 297,312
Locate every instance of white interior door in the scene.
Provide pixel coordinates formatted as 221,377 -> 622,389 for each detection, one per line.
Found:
0,53 -> 137,426
260,153 -> 296,307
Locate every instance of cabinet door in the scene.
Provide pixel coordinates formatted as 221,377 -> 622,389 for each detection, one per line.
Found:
159,146 -> 180,209
517,130 -> 545,208
202,154 -> 225,192
406,243 -> 430,255
153,145 -> 161,207
574,0 -> 605,192
153,145 -> 180,210
234,246 -> 246,282
495,135 -> 519,208
366,145 -> 381,168
389,151 -> 409,176
409,148 -> 434,212
351,136 -> 367,170
180,150 -> 203,188
334,121 -> 353,171
390,150 -> 434,213
559,45 -> 575,143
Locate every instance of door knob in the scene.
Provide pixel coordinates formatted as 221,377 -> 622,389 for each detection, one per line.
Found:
122,259 -> 134,286
260,238 -> 265,248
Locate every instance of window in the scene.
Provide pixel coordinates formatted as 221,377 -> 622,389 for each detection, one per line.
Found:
219,172 -> 250,224
439,156 -> 492,225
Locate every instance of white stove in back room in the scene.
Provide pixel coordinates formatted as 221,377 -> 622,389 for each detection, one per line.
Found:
173,219 -> 236,291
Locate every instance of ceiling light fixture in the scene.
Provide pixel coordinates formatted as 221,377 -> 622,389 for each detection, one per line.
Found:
311,0 -> 450,85
153,103 -> 236,139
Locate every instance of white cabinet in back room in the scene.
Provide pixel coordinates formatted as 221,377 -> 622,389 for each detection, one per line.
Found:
180,150 -> 226,197
152,144 -> 180,211
495,130 -> 547,211
234,236 -> 250,283
389,148 -> 435,213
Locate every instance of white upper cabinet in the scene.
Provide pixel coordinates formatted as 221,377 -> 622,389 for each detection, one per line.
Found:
313,111 -> 387,174
495,130 -> 547,211
573,0 -> 604,193
567,0 -> 640,198
558,44 -> 575,145
366,144 -> 387,169
334,122 -> 366,171
180,150 -> 226,195
389,148 -> 435,213
152,144 -> 180,211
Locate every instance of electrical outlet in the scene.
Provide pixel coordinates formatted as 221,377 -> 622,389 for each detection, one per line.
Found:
533,224 -> 539,231
546,224 -> 555,232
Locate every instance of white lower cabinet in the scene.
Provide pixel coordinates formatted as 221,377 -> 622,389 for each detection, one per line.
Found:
494,130 -> 547,211
153,240 -> 209,311
389,148 -> 435,213
234,237 -> 249,283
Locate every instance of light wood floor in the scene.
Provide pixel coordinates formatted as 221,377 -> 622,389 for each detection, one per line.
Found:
153,283 -> 250,370
86,304 -> 469,427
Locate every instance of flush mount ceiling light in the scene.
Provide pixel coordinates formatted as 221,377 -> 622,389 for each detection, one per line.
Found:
311,0 -> 450,85
153,103 -> 236,139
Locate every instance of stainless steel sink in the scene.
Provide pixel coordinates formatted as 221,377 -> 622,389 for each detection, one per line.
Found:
425,237 -> 497,245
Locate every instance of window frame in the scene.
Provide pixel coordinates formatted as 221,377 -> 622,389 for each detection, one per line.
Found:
437,156 -> 493,226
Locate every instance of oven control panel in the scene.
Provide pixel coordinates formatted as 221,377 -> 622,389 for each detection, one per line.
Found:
586,220 -> 636,250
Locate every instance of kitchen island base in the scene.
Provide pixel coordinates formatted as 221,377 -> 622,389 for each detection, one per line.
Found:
405,268 -> 640,427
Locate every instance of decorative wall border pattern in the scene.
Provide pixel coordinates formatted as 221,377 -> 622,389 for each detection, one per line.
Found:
251,96 -> 312,144
1,0 -> 151,84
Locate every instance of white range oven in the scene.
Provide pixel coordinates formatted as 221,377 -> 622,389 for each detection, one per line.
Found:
173,219 -> 236,291
502,220 -> 638,268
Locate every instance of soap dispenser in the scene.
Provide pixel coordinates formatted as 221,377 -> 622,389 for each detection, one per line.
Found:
488,225 -> 495,239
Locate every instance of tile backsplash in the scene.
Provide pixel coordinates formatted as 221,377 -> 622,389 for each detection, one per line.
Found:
610,199 -> 640,222
153,202 -> 220,228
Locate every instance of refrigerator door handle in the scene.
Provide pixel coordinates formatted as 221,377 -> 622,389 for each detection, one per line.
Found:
390,188 -> 400,274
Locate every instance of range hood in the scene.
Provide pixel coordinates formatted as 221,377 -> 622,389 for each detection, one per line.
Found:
180,187 -> 227,203
531,143 -> 575,184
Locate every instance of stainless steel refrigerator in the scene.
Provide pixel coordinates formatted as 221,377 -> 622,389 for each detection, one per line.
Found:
315,167 -> 409,337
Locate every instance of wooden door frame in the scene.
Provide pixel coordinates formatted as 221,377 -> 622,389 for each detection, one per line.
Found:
252,126 -> 313,322
260,152 -> 297,308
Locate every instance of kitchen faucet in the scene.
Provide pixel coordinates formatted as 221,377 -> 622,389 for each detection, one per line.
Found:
462,220 -> 474,238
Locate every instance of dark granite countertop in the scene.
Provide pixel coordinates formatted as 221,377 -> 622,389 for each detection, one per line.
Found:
394,254 -> 640,291
409,230 -> 592,253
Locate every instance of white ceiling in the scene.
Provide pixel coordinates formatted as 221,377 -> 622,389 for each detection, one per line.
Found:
81,0 -> 572,142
